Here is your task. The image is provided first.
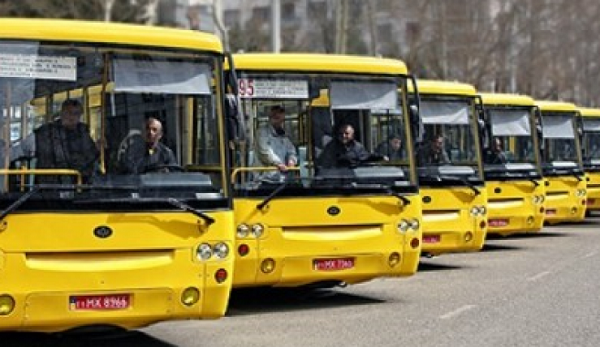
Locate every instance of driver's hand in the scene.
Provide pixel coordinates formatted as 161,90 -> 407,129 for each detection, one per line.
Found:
276,163 -> 288,172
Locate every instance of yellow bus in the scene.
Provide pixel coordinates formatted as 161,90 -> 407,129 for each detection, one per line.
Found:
536,100 -> 587,223
578,107 -> 600,214
412,80 -> 487,256
479,93 -> 545,235
0,18 -> 235,332
229,53 -> 422,287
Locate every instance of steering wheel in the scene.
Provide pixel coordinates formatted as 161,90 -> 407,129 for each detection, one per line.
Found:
117,130 -> 142,163
142,164 -> 185,173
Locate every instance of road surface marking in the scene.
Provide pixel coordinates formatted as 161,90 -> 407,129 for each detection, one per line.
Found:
583,251 -> 598,258
527,271 -> 551,281
440,305 -> 477,320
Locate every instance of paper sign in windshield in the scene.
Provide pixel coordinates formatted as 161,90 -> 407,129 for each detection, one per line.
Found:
0,54 -> 77,81
238,78 -> 308,99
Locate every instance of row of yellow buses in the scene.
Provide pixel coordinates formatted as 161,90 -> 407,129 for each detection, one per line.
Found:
0,18 -> 595,334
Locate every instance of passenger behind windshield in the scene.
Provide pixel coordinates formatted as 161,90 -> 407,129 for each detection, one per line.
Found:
119,116 -> 178,174
317,124 -> 383,169
375,133 -> 404,161
485,137 -> 508,164
253,105 -> 298,182
419,134 -> 451,165
11,99 -> 98,183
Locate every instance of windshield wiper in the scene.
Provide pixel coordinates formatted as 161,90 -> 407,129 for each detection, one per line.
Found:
440,175 -> 481,196
529,179 -> 540,187
348,182 -> 412,205
168,198 -> 215,226
387,190 -> 411,205
0,187 -> 40,223
257,181 -> 288,211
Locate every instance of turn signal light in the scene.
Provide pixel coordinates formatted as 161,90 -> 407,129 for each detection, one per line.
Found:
261,258 -> 276,273
388,252 -> 401,267
181,287 -> 200,306
0,295 -> 15,315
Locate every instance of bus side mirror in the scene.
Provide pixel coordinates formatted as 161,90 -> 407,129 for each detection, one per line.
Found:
409,103 -> 423,143
225,94 -> 245,141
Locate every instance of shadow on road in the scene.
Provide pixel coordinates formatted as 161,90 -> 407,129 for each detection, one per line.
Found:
417,261 -> 465,272
481,242 -> 526,252
0,328 -> 175,347
226,287 -> 385,316
488,231 -> 573,240
545,220 -> 600,228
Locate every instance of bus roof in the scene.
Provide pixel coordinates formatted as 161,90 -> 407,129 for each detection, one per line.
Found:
479,92 -> 535,107
535,100 -> 578,113
579,106 -> 600,118
412,79 -> 477,96
232,53 -> 408,75
0,18 -> 223,53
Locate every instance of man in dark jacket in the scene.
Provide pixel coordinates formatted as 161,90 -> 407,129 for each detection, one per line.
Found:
120,117 -> 178,174
419,134 -> 451,165
21,99 -> 98,183
375,133 -> 404,161
317,124 -> 379,168
485,137 -> 507,164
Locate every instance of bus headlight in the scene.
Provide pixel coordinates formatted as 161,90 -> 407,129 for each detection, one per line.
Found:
236,224 -> 249,238
398,219 -> 410,233
196,243 -> 212,261
409,219 -> 420,230
213,242 -> 229,259
251,224 -> 264,238
470,206 -> 486,216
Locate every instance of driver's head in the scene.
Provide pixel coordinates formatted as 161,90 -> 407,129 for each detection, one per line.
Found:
432,134 -> 444,152
269,105 -> 286,129
493,137 -> 503,152
338,124 -> 355,145
145,117 -> 163,147
389,134 -> 402,151
60,99 -> 83,130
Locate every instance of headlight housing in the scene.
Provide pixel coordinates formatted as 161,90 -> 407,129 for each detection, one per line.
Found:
213,242 -> 230,259
236,224 -> 249,238
196,243 -> 213,261
251,224 -> 264,238
409,219 -> 420,230
398,219 -> 410,233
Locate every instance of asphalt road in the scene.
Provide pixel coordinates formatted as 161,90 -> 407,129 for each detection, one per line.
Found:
3,216 -> 600,347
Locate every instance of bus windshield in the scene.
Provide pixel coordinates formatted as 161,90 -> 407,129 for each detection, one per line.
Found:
233,73 -> 416,197
541,112 -> 583,175
581,117 -> 600,170
483,107 -> 541,179
417,97 -> 482,182
1,41 -> 227,208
